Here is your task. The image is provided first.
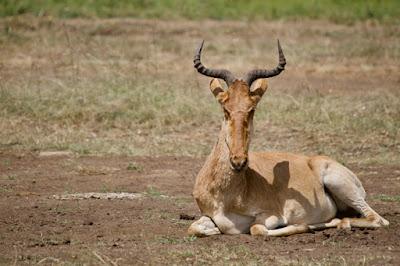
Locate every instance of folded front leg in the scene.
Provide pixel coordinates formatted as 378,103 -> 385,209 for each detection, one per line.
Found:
187,216 -> 221,237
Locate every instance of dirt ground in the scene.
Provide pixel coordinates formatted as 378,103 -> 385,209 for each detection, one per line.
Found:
0,151 -> 399,265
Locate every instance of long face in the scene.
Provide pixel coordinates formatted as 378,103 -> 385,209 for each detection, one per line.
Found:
194,40 -> 285,171
210,79 -> 268,172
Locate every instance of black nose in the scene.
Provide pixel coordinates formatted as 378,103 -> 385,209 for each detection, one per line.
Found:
230,157 -> 248,172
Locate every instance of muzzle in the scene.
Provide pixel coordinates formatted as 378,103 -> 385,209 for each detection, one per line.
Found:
229,155 -> 248,172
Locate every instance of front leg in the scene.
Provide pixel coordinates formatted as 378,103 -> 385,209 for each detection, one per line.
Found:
187,216 -> 221,237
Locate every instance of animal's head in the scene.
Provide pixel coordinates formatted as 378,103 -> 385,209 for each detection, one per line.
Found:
194,40 -> 286,172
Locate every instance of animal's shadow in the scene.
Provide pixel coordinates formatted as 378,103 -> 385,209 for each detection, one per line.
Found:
245,161 -> 321,216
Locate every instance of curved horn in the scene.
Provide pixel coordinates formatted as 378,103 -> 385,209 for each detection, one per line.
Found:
194,40 -> 236,86
242,39 -> 286,87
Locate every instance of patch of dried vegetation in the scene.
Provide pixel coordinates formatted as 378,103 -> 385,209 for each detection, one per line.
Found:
0,16 -> 399,164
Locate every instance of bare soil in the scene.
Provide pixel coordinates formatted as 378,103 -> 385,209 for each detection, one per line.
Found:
0,151 -> 399,265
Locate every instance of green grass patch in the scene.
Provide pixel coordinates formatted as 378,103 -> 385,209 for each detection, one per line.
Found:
374,194 -> 400,202
1,0 -> 400,24
127,162 -> 143,172
6,175 -> 16,180
0,174 -> 16,181
145,186 -> 164,198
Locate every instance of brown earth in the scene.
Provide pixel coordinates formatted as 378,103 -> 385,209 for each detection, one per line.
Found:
0,151 -> 399,265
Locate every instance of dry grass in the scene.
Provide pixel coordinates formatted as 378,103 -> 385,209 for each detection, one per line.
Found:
0,16 -> 399,165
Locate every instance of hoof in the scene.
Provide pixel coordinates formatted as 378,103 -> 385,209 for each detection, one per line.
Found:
187,216 -> 221,237
379,217 -> 390,227
250,224 -> 268,236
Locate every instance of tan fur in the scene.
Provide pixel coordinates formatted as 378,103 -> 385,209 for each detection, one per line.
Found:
188,78 -> 389,237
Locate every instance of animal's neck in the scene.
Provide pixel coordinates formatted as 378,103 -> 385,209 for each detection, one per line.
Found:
208,122 -> 245,189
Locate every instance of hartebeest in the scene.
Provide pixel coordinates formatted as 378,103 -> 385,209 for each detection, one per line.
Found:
188,40 -> 389,237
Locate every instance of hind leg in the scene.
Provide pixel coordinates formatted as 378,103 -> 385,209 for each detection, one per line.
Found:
250,214 -> 314,237
314,158 -> 389,228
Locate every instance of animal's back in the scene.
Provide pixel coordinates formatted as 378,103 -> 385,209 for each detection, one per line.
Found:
248,151 -> 320,186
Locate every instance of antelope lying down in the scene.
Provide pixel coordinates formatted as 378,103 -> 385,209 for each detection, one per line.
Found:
188,40 -> 389,237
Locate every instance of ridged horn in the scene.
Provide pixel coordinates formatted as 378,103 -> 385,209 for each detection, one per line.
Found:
242,39 -> 286,87
193,40 -> 236,86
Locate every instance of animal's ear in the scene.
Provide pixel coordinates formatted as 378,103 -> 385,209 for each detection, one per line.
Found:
210,78 -> 228,104
250,79 -> 268,103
